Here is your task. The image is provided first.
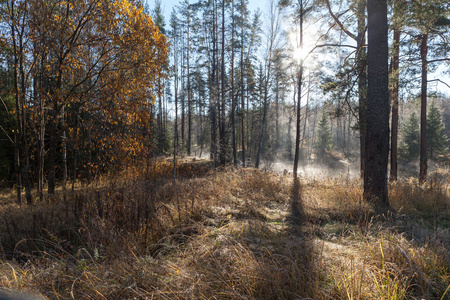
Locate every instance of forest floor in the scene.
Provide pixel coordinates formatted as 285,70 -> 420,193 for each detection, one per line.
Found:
0,159 -> 449,299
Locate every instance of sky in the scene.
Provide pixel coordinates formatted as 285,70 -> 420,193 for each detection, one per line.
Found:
145,0 -> 263,24
144,0 -> 450,96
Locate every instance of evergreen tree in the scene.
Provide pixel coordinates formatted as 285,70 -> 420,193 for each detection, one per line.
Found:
364,0 -> 390,207
315,111 -> 333,159
399,112 -> 420,161
152,0 -> 166,34
427,101 -> 448,159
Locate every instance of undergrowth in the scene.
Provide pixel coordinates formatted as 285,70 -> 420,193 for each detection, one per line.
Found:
0,159 -> 449,299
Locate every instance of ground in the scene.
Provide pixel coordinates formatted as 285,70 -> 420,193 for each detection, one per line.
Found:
0,159 -> 449,299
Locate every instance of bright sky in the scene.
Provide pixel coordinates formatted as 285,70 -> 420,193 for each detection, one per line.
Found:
145,0 -> 450,96
145,0 -> 263,24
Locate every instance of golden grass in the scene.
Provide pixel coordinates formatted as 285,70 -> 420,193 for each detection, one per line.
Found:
0,160 -> 448,299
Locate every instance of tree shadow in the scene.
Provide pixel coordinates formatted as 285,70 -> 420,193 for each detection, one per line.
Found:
187,175 -> 319,299
239,176 -> 317,298
290,177 -> 305,227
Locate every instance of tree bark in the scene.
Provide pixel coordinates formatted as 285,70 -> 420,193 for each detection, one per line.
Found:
419,33 -> 428,185
187,13 -> 192,156
293,0 -> 303,179
210,0 -> 218,166
300,73 -> 310,158
363,0 -> 390,208
231,0 -> 237,164
240,0 -> 246,166
389,28 -> 400,182
357,0 -> 367,177
219,0 -> 226,164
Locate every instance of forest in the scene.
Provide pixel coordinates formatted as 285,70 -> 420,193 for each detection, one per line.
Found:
0,0 -> 449,298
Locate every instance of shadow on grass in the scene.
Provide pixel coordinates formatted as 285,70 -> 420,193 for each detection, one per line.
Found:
227,176 -> 317,299
290,177 -> 305,226
0,168 -> 324,299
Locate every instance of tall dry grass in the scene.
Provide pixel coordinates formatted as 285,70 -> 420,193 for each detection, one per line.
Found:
0,160 -> 448,299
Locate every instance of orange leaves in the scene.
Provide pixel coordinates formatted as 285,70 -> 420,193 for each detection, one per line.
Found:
3,0 -> 170,182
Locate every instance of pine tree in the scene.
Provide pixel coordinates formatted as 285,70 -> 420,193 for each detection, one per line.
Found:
406,0 -> 450,183
315,111 -> 333,159
399,112 -> 420,161
364,0 -> 390,207
427,101 -> 448,159
152,0 -> 166,35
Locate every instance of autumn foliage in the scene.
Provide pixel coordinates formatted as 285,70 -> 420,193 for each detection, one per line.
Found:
1,0 -> 169,201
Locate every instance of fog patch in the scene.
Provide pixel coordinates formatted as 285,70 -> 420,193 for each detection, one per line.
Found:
261,159 -> 360,179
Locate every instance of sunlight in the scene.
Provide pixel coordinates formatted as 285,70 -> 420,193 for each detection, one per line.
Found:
287,21 -> 322,67
293,46 -> 308,63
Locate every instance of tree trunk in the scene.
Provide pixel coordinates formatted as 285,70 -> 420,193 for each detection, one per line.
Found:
240,2 -> 245,166
300,73 -> 310,158
357,0 -> 367,177
255,84 -> 268,169
47,100 -> 58,196
389,28 -> 400,182
275,74 -> 280,150
174,67 -> 179,180
231,1 -> 237,164
419,33 -> 428,185
48,66 -> 63,196
62,106 -> 67,192
158,77 -> 164,153
38,74 -> 45,202
363,0 -> 390,208
187,14 -> 192,156
293,0 -> 303,179
181,30 -> 185,156
210,0 -> 218,166
219,0 -> 226,164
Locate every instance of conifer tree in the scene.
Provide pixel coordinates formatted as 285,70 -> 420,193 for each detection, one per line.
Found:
315,111 -> 333,159
399,112 -> 420,162
427,101 -> 449,159
364,0 -> 390,207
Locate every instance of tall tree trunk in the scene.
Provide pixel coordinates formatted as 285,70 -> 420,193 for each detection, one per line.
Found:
174,67 -> 179,180
187,14 -> 192,156
173,22 -> 180,179
293,0 -> 303,179
20,70 -> 32,204
181,28 -> 185,156
255,84 -> 268,169
48,67 -> 63,196
47,100 -> 58,196
210,0 -> 218,166
11,7 -> 32,204
10,2 -> 21,204
240,4 -> 245,166
62,106 -> 67,193
275,74 -> 280,150
219,0 -> 226,164
38,72 -> 45,202
231,1 -> 237,164
199,88 -> 204,158
357,0 -> 367,177
300,73 -> 310,158
419,33 -> 428,185
363,0 -> 390,207
158,77 -> 164,153
389,27 -> 400,182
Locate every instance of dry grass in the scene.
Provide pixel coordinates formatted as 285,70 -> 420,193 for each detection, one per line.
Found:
0,160 -> 449,299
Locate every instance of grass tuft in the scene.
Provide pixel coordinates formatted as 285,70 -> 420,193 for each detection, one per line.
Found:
0,160 -> 448,299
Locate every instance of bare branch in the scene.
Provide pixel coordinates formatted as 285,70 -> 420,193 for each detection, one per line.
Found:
428,58 -> 450,64
0,125 -> 13,143
313,43 -> 357,49
428,79 -> 450,89
323,0 -> 357,41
